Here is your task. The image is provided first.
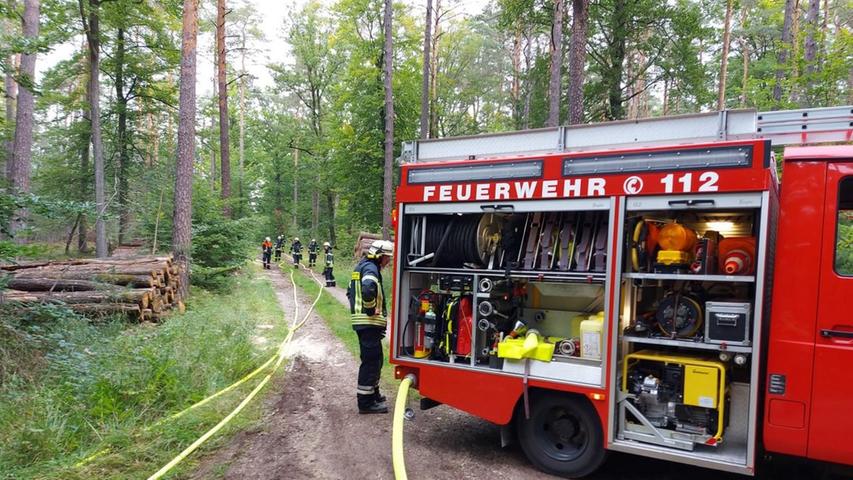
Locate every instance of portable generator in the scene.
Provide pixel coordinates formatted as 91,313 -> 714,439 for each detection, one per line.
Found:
620,350 -> 730,450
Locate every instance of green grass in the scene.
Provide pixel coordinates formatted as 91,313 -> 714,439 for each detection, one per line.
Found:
0,265 -> 288,479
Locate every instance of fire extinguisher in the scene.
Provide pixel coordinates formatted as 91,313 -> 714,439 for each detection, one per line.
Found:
414,291 -> 435,358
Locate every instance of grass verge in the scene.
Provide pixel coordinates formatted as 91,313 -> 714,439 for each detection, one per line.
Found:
0,265 -> 287,479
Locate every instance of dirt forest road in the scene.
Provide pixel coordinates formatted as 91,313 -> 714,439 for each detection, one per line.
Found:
191,265 -> 753,480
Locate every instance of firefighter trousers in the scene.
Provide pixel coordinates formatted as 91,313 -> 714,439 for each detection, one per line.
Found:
355,326 -> 384,409
323,267 -> 335,286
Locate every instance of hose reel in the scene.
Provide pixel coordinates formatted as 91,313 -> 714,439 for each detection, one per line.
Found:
424,214 -> 504,267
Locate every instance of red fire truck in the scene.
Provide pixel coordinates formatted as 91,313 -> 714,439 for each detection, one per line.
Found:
387,106 -> 853,477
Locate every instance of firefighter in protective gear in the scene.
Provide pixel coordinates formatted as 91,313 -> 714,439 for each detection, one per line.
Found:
323,242 -> 336,287
348,239 -> 394,414
261,237 -> 273,269
274,235 -> 284,262
308,239 -> 319,267
291,237 -> 303,267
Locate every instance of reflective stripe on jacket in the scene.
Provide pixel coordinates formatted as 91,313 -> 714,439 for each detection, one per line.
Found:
348,259 -> 386,328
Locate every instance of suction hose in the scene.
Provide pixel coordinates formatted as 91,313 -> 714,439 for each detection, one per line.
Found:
392,374 -> 417,480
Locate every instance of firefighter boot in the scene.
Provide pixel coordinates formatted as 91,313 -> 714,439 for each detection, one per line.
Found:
373,385 -> 386,404
358,394 -> 388,414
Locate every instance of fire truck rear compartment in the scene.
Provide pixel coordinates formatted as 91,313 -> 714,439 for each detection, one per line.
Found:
394,192 -> 770,474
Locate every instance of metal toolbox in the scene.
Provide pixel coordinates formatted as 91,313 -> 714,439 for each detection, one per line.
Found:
705,301 -> 751,345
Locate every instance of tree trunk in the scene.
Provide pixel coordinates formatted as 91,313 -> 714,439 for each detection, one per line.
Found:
428,0 -> 440,138
3,21 -> 16,182
717,0 -> 734,111
790,0 -> 801,102
740,7 -> 749,107
419,0 -> 432,139
173,0 -> 199,298
773,0 -> 797,105
312,185 -> 319,237
115,27 -> 129,245
79,0 -> 107,257
605,0 -> 627,120
802,0 -> 819,106
217,0 -> 231,217
8,0 -> 39,240
326,190 -> 336,247
79,47 -> 90,253
512,28 -> 521,127
3,55 -> 16,182
238,29 -> 246,217
382,0 -> 394,240
567,0 -> 589,125
547,0 -> 564,127
3,0 -> 17,182
292,147 -> 298,232
522,33 -> 532,129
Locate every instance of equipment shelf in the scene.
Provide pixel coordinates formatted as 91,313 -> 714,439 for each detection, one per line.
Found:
404,266 -> 607,283
622,273 -> 755,283
622,333 -> 753,353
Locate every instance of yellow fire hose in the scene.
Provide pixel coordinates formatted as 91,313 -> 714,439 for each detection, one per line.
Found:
392,374 -> 417,480
146,269 -> 321,480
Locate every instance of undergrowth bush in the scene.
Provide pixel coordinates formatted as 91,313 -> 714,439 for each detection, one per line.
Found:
190,216 -> 261,290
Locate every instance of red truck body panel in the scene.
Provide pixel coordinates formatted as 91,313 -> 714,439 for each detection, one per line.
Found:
764,146 -> 853,465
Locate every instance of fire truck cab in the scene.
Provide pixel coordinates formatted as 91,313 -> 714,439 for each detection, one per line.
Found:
388,106 -> 853,477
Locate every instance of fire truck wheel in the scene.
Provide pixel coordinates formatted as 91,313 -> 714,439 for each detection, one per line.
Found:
516,393 -> 605,478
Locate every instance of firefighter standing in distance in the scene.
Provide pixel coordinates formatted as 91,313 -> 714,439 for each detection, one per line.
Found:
308,238 -> 319,267
349,239 -> 393,414
322,242 -> 335,287
291,237 -> 303,267
261,237 -> 273,269
274,235 -> 284,262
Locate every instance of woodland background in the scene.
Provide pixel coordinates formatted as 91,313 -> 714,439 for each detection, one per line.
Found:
0,0 -> 849,275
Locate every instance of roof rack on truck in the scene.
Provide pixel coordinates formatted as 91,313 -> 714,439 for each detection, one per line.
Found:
400,105 -> 853,164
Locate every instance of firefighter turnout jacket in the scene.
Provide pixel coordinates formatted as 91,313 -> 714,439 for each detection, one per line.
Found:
348,258 -> 386,329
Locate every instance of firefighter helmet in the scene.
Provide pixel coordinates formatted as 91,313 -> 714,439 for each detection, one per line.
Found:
366,240 -> 394,259
323,241 -> 331,247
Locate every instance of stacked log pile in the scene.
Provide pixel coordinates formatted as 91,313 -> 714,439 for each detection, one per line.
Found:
0,256 -> 183,321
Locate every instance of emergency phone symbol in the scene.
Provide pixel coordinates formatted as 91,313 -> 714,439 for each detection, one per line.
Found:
623,176 -> 644,194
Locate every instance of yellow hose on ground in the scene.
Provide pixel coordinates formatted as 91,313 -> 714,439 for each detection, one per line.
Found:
392,375 -> 416,480
146,269 -> 322,480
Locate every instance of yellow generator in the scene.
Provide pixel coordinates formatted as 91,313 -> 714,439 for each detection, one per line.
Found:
620,350 -> 729,450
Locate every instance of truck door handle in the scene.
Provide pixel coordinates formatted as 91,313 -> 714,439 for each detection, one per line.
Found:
668,199 -> 716,207
820,329 -> 853,339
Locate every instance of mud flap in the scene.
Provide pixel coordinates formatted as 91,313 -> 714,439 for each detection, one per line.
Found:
500,423 -> 515,448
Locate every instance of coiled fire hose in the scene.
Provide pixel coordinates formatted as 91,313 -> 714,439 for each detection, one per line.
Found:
392,374 -> 417,480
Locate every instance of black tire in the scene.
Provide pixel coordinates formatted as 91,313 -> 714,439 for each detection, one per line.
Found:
516,392 -> 606,478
